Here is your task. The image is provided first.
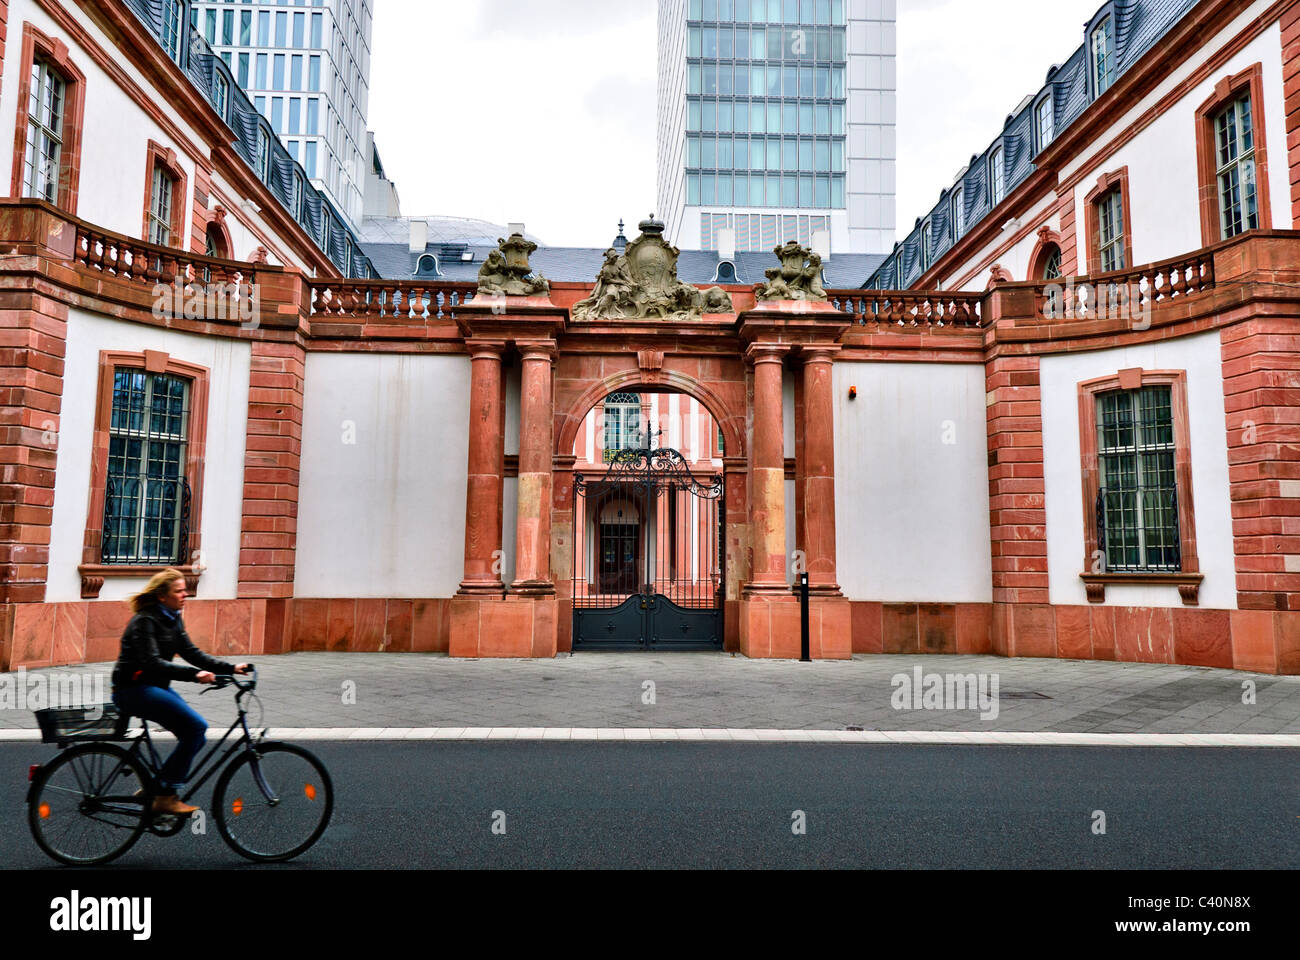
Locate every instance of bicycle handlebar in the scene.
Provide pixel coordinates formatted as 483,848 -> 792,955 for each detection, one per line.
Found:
199,665 -> 257,694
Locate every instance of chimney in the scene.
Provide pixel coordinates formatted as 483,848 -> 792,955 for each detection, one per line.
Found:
717,227 -> 736,261
811,229 -> 830,263
408,219 -> 428,254
508,222 -> 525,237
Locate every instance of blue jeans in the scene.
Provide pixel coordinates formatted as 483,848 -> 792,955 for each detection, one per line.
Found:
112,685 -> 207,793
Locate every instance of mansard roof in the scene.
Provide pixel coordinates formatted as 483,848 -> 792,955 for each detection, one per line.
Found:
865,0 -> 1198,290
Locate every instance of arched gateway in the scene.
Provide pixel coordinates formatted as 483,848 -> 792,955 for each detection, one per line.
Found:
448,218 -> 851,658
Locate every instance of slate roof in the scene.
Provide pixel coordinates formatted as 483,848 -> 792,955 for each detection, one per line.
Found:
123,0 -> 375,278
866,0 -> 1198,291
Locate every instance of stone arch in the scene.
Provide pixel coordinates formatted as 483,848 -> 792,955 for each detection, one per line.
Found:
556,368 -> 745,460
1028,226 -> 1064,281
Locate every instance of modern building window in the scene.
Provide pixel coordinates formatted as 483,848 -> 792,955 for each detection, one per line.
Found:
1090,16 -> 1115,97
1036,97 -> 1054,151
990,146 -> 1005,206
102,370 -> 193,565
22,60 -> 66,204
604,393 -> 643,460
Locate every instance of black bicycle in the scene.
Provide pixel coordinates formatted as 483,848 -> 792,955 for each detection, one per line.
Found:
27,667 -> 333,866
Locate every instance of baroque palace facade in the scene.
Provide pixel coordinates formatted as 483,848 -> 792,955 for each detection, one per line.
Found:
0,0 -> 1298,673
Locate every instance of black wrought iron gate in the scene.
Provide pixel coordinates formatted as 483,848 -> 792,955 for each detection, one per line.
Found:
572,448 -> 724,650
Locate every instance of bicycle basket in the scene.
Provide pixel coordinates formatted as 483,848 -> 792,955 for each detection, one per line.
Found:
34,704 -> 129,744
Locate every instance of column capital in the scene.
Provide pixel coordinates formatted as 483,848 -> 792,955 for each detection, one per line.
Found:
465,339 -> 507,359
799,344 -> 841,365
745,343 -> 791,365
516,340 -> 558,363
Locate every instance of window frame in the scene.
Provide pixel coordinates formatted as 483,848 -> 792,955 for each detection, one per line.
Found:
1035,95 -> 1055,153
78,351 -> 210,599
1194,63 -> 1272,247
1077,369 -> 1202,605
603,393 -> 645,462
141,141 -> 188,249
10,23 -> 87,214
1083,167 -> 1133,276
950,182 -> 965,240
161,0 -> 186,66
989,146 -> 1005,206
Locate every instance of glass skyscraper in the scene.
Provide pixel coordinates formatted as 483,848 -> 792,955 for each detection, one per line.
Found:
194,0 -> 372,229
658,0 -> 895,255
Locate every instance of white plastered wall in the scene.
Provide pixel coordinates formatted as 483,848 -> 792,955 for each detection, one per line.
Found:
1040,330 -> 1235,609
294,353 -> 470,598
46,310 -> 251,602
833,361 -> 993,602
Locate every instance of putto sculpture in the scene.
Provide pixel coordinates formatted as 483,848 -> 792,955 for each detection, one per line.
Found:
753,241 -> 828,302
572,215 -> 733,322
476,233 -> 550,298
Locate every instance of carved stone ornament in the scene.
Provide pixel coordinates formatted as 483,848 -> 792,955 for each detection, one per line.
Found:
476,233 -> 551,298
753,241 -> 829,302
572,215 -> 733,322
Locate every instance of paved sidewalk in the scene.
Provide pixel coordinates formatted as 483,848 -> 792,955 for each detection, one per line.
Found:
2,652 -> 1299,734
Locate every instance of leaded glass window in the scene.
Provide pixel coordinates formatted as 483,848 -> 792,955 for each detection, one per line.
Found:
1215,93 -> 1258,240
23,60 -> 65,203
102,370 -> 192,565
1096,386 -> 1180,572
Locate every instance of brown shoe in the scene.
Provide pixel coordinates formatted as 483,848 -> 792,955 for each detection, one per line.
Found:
152,794 -> 198,816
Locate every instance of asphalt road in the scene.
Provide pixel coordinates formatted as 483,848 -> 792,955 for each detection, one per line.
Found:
2,742 -> 1296,869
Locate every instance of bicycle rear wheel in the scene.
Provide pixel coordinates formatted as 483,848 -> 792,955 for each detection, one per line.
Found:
28,743 -> 148,866
213,742 -> 333,862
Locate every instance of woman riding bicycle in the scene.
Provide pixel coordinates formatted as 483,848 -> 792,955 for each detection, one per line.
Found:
111,569 -> 249,816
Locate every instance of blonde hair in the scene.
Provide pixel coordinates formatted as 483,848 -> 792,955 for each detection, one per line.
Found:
128,568 -> 185,614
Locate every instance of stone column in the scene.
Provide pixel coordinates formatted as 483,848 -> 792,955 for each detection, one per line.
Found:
800,346 -> 841,593
747,344 -> 788,590
511,342 -> 556,594
458,341 -> 506,596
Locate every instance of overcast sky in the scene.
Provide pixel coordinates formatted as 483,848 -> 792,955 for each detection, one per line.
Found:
369,0 -> 1104,249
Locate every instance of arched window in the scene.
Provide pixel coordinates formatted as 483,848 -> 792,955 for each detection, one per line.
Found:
603,393 -> 642,460
415,254 -> 439,278
204,221 -> 231,259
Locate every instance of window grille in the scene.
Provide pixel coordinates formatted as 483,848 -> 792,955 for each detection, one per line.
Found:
1096,386 -> 1180,572
102,370 -> 192,565
1214,93 -> 1258,239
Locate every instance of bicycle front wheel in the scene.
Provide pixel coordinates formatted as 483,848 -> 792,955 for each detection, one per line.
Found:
213,742 -> 333,862
28,743 -> 148,866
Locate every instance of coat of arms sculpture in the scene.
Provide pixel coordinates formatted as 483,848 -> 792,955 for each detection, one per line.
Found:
476,233 -> 551,298
753,241 -> 828,302
571,215 -> 733,322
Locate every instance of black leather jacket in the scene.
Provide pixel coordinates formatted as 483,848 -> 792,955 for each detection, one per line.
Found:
111,604 -> 236,690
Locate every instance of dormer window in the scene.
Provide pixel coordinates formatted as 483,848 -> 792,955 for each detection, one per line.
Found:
920,221 -> 932,272
1036,97 -> 1055,151
415,254 -> 440,278
951,183 -> 966,239
161,1 -> 185,65
716,261 -> 736,283
1091,16 -> 1116,97
990,147 -> 1005,206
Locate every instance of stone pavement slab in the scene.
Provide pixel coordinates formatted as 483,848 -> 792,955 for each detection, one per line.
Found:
1,652 -> 1297,734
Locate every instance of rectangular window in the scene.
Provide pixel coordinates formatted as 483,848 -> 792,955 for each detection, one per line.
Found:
205,9 -> 217,44
306,98 -> 319,135
1215,94 -> 1258,239
273,54 -> 286,89
309,56 -> 321,91
256,54 -> 268,88
257,126 -> 271,179
148,164 -> 173,246
271,97 -> 284,134
952,184 -> 965,238
990,147 -> 1005,205
293,12 -> 306,48
275,11 -> 288,47
23,61 -> 65,203
240,10 -> 252,45
222,9 -> 234,46
238,53 -> 250,88
1097,188 -> 1125,272
289,98 -> 301,135
311,13 -> 323,47
102,371 -> 191,565
305,140 -> 317,178
258,10 -> 271,46
1095,387 -> 1180,572
291,55 -> 303,91
212,73 -> 228,120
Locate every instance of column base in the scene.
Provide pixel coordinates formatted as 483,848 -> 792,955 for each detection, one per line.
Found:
509,580 -> 557,598
449,594 -> 558,658
456,582 -> 507,599
738,589 -> 850,659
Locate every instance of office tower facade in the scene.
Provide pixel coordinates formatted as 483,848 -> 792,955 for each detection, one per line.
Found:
657,0 -> 895,255
194,0 -> 373,228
